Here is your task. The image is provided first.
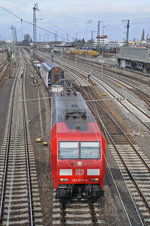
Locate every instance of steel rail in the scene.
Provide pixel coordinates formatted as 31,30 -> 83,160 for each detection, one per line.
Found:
66,75 -> 147,223
36,50 -> 150,219
0,59 -> 34,225
54,55 -> 150,107
89,102 -> 150,210
0,64 -> 9,82
22,50 -> 35,224
79,83 -> 150,210
22,71 -> 34,226
91,75 -> 150,124
91,68 -> 150,107
90,204 -> 97,226
0,61 -> 7,69
56,60 -> 150,131
0,64 -> 6,72
65,67 -> 150,210
56,62 -> 150,171
36,49 -> 150,83
61,204 -> 65,226
89,86 -> 150,171
63,64 -> 150,132
53,58 -> 150,170
0,70 -> 17,222
59,53 -> 150,81
37,50 -> 150,212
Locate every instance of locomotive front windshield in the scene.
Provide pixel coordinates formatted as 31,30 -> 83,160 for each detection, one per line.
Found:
59,141 -> 100,159
59,142 -> 79,159
80,142 -> 100,158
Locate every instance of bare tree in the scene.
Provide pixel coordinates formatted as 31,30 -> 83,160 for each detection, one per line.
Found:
22,34 -> 32,45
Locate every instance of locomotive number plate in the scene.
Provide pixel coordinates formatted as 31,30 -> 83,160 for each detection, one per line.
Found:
75,169 -> 84,175
72,178 -> 88,182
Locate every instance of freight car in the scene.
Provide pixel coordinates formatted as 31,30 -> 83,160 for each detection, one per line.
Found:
70,49 -> 99,57
51,89 -> 106,201
40,61 -> 64,92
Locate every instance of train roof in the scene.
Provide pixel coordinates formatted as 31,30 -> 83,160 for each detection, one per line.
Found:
51,90 -> 97,132
42,61 -> 60,71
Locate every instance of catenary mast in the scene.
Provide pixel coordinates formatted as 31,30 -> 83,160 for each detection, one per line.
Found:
33,3 -> 38,43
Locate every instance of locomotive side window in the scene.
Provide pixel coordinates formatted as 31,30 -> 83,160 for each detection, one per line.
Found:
48,72 -> 51,86
80,142 -> 100,159
59,142 -> 79,159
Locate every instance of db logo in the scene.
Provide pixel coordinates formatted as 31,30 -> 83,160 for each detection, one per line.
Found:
76,169 -> 84,175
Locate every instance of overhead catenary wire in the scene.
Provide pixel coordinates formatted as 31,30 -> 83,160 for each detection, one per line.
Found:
1,6 -> 150,43
20,49 -> 145,224
0,6 -> 72,42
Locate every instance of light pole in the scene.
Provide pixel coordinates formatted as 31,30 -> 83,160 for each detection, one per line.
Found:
75,33 -> 78,47
91,31 -> 96,47
122,20 -> 130,46
86,20 -> 92,42
101,26 -> 105,76
97,20 -> 103,52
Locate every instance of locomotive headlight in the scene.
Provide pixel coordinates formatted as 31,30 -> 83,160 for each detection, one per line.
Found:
91,178 -> 99,182
87,169 -> 100,175
60,178 -> 68,182
60,169 -> 72,176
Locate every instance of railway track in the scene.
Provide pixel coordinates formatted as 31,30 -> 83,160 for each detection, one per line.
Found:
49,66 -> 149,225
0,61 -> 9,82
0,51 -> 43,225
91,74 -> 150,129
0,61 -> 7,70
34,50 -> 150,130
92,68 -> 150,108
72,77 -> 150,225
36,50 -> 150,107
54,60 -> 150,131
33,49 -> 150,224
63,53 -> 150,83
53,53 -> 150,108
47,59 -> 149,224
52,189 -> 104,225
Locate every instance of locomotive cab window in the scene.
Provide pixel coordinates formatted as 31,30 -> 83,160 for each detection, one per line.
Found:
59,142 -> 79,159
80,142 -> 100,159
59,141 -> 100,159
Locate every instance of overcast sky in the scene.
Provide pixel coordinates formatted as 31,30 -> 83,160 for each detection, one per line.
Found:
0,0 -> 150,42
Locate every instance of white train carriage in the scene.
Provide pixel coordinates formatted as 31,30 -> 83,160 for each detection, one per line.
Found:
40,61 -> 64,92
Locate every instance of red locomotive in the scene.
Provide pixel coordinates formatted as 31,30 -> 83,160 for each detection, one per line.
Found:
51,89 -> 106,200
